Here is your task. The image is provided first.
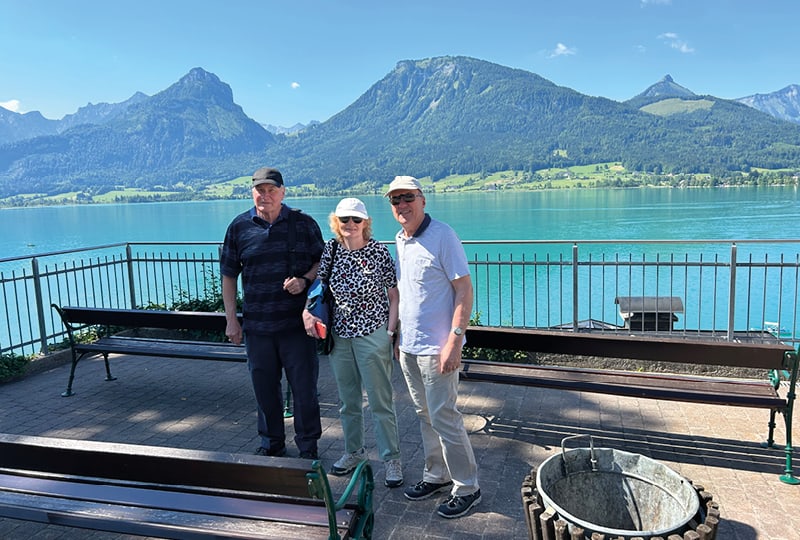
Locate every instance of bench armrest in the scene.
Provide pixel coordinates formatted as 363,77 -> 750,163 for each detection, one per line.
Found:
306,459 -> 374,539
51,304 -> 78,346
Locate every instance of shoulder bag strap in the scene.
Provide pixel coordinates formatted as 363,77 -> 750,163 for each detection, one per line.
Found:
323,239 -> 339,286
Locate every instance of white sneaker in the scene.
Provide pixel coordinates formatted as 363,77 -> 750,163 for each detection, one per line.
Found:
384,458 -> 404,488
331,448 -> 366,476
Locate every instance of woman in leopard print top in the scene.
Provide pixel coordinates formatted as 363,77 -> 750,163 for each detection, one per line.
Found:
303,198 -> 404,488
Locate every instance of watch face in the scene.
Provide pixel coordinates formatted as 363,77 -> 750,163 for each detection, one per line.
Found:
453,327 -> 463,335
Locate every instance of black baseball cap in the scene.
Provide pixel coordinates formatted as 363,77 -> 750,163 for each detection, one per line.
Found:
252,167 -> 284,187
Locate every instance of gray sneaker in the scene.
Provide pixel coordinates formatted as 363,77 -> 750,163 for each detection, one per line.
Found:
384,459 -> 404,488
331,448 -> 366,476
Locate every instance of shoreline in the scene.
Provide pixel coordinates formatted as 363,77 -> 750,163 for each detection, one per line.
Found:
2,181 -> 798,210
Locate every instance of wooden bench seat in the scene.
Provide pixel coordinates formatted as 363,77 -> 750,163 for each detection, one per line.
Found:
74,335 -> 247,362
461,325 -> 799,485
461,360 -> 787,408
0,433 -> 374,539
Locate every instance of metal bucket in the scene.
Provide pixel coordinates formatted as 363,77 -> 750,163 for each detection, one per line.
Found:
536,435 -> 700,539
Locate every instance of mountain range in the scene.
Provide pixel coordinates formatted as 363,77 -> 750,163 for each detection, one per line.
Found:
1,57 -> 800,202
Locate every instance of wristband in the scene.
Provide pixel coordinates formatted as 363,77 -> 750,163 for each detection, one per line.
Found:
299,276 -> 311,288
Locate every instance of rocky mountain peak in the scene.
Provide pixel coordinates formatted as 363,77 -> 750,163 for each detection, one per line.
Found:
159,67 -> 235,105
737,84 -> 800,124
635,74 -> 696,100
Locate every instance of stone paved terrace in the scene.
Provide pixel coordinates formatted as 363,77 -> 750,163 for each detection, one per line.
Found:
0,351 -> 799,539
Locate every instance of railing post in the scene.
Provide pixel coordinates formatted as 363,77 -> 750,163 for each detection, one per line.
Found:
31,258 -> 49,354
572,244 -> 579,331
728,243 -> 737,341
126,244 -> 137,309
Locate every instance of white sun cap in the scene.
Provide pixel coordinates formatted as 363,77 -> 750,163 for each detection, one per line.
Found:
334,197 -> 369,219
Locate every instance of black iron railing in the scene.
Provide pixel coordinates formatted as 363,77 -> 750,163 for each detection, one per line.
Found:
2,240 -> 799,357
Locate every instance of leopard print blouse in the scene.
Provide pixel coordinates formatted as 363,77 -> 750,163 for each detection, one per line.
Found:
317,238 -> 397,339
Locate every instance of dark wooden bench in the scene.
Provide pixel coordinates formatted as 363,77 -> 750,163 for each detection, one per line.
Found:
461,325 -> 799,485
0,433 -> 374,539
51,305 -> 289,413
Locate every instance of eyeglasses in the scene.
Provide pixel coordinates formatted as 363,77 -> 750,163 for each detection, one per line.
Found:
390,193 -> 421,205
338,216 -> 364,224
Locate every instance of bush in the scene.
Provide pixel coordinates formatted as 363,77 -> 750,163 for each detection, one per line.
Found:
463,313 -> 529,364
141,271 -> 240,342
0,353 -> 29,383
170,270 -> 233,313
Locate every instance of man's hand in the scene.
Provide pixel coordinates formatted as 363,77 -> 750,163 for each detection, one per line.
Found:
226,320 -> 243,345
222,275 -> 243,345
283,276 -> 306,295
438,339 -> 462,374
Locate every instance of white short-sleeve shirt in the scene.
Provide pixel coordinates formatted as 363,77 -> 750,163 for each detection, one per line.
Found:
395,215 -> 470,355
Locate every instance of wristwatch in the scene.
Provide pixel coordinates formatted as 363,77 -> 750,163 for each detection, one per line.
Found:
452,327 -> 463,336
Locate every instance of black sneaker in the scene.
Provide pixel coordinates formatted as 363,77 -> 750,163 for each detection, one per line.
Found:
437,489 -> 481,519
254,445 -> 286,457
403,480 -> 453,501
299,450 -> 318,460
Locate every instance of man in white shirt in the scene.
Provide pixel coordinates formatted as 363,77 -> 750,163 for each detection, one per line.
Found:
387,175 -> 481,519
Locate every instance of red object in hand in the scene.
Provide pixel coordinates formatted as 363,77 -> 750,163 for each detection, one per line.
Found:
315,321 -> 327,339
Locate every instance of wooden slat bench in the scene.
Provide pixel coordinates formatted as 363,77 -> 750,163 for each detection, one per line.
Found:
0,433 -> 374,539
461,326 -> 799,485
51,305 -> 290,414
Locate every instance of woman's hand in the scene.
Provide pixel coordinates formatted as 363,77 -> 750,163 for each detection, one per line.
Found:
302,309 -> 321,338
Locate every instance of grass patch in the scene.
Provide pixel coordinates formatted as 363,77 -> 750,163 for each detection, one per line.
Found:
414,163 -> 631,191
93,188 -> 183,202
641,98 -> 715,116
201,175 -> 250,198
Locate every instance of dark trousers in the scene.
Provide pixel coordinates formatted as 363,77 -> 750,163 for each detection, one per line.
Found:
245,328 -> 321,454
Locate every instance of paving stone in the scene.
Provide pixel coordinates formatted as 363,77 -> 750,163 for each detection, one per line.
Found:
0,353 -> 797,539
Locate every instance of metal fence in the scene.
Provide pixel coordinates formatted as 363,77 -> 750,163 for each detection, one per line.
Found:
1,242 -> 222,357
2,240 -> 800,357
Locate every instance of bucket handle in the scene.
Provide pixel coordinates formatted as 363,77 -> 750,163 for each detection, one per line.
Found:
561,434 -> 598,474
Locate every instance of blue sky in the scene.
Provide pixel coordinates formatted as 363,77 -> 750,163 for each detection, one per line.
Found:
2,0 -> 798,127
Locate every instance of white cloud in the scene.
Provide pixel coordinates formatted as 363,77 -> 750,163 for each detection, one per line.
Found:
658,32 -> 694,53
549,43 -> 577,58
0,99 -> 21,112
290,82 -> 300,89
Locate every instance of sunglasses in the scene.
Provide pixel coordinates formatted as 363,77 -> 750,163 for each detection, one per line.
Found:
390,193 -> 421,205
338,216 -> 364,224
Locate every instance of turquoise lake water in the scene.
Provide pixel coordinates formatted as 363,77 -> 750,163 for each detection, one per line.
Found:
3,186 -> 800,354
3,186 -> 800,260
